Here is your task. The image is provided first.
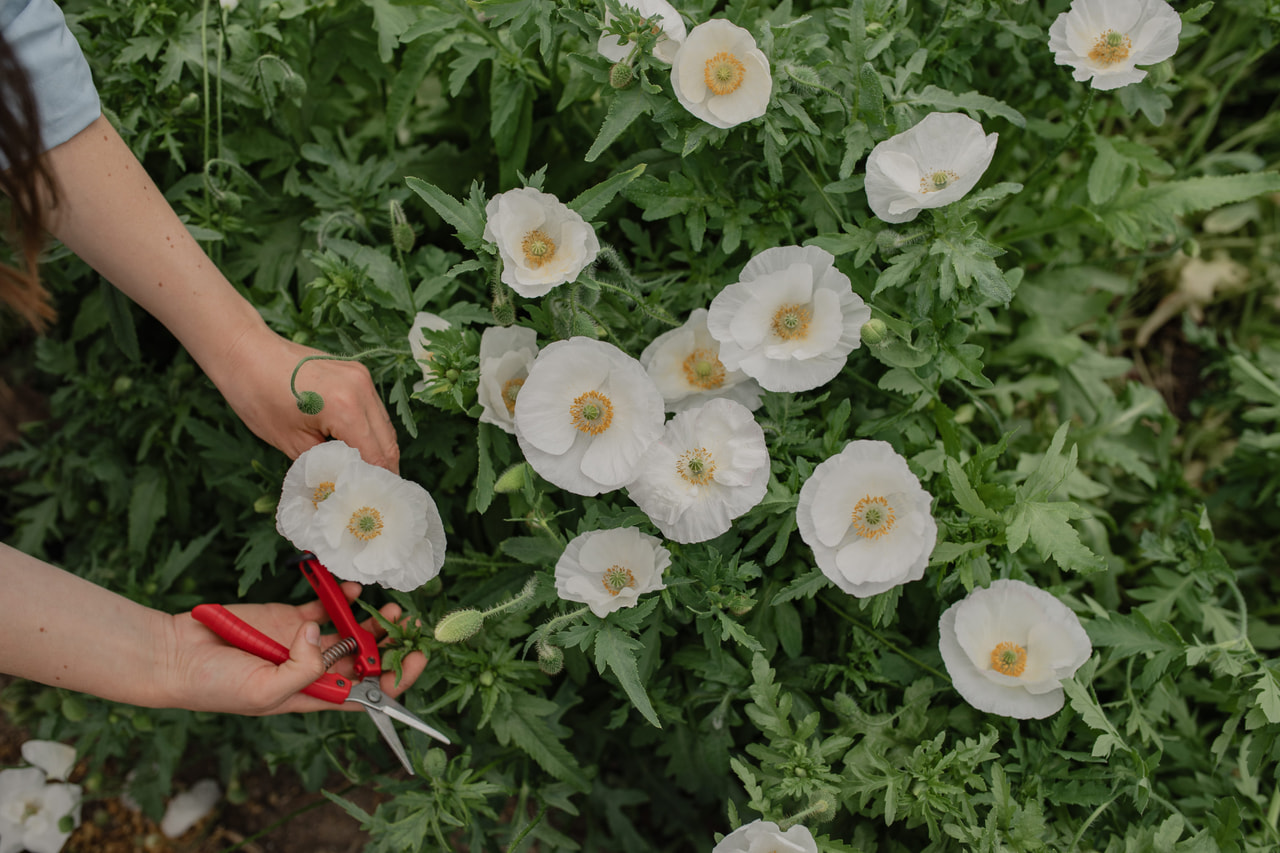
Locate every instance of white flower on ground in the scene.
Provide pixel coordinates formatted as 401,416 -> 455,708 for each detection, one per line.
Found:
409,311 -> 452,393
1048,0 -> 1182,91
513,337 -> 665,496
712,819 -> 819,853
627,399 -> 769,543
938,579 -> 1093,719
864,112 -> 999,224
554,527 -> 671,617
483,188 -> 600,298
477,325 -> 539,434
0,767 -> 81,853
276,440 -> 363,549
598,0 -> 687,65
707,245 -> 872,392
160,779 -> 221,839
796,440 -> 937,597
670,19 -> 771,129
640,308 -> 763,413
19,742 -> 76,784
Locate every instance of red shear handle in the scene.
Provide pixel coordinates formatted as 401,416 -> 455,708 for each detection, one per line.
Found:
297,554 -> 382,679
191,604 -> 353,704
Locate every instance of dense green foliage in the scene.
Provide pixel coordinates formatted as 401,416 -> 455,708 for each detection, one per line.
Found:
4,0 -> 1280,850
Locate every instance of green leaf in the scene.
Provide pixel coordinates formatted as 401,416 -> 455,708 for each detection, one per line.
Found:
154,528 -> 219,594
945,458 -> 998,520
595,624 -> 662,728
405,177 -> 486,247
774,568 -> 829,603
1100,172 -> 1280,248
1088,135 -> 1132,206
907,85 -> 1025,128
128,467 -> 167,555
498,536 -> 563,566
491,692 -> 591,791
714,610 -> 765,653
1252,669 -> 1280,725
569,164 -> 646,221
1006,501 -> 1107,574
586,86 -> 652,163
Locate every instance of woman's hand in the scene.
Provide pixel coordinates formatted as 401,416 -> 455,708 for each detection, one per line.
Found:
164,582 -> 427,715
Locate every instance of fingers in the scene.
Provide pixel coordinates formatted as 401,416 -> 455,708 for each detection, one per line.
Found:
263,622 -> 326,709
304,360 -> 401,474
379,650 -> 427,698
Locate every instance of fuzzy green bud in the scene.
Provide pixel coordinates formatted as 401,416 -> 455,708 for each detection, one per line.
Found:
570,315 -> 598,338
860,318 -> 888,347
537,642 -> 565,676
282,73 -> 307,100
253,495 -> 277,514
422,748 -> 448,778
478,671 -> 495,687
493,463 -> 529,494
609,62 -> 635,89
491,299 -> 516,326
296,390 -> 325,415
433,608 -> 485,643
113,376 -> 133,394
391,222 -> 416,254
177,92 -> 200,114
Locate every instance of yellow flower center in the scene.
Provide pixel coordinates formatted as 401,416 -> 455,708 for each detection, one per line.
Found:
682,348 -> 727,390
770,303 -> 812,341
569,390 -> 614,435
311,481 -> 336,507
703,51 -> 746,96
851,495 -> 896,539
602,565 -> 637,596
501,377 -> 525,415
990,641 -> 1028,677
1088,30 -> 1132,66
347,506 -> 385,541
677,447 -> 717,485
521,229 -> 557,268
920,169 -> 959,193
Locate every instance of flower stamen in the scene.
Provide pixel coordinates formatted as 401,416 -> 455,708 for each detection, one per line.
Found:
311,481 -> 336,507
920,169 -> 960,193
989,641 -> 1028,677
501,377 -> 525,415
703,51 -> 746,96
569,390 -> 615,435
1088,30 -> 1132,66
681,348 -> 727,390
851,495 -> 896,539
602,564 -> 637,596
347,506 -> 385,541
677,447 -> 717,486
770,303 -> 812,341
521,229 -> 557,268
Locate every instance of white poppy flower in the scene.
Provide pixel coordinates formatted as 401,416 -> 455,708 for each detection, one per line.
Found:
713,819 -> 819,853
0,767 -> 81,853
477,325 -> 539,434
938,579 -> 1093,719
640,308 -> 763,413
160,779 -> 221,839
276,440 -> 364,550
597,0 -> 687,65
483,188 -> 601,298
1048,0 -> 1182,91
864,112 -> 998,224
707,245 -> 872,393
513,337 -> 665,496
409,311 -> 452,393
796,440 -> 937,597
304,457 -> 447,592
19,742 -> 76,784
670,19 -> 771,129
554,527 -> 671,618
627,399 -> 769,543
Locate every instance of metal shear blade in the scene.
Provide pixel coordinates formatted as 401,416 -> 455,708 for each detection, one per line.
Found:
345,678 -> 451,776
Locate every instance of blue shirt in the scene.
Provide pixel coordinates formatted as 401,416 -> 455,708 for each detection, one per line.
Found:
1,0 -> 101,166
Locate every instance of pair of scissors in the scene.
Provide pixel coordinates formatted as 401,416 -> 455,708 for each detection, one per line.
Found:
192,553 -> 449,775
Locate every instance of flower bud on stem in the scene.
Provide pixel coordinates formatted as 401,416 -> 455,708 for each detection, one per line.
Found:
433,577 -> 538,643
779,798 -> 834,830
290,347 -> 403,415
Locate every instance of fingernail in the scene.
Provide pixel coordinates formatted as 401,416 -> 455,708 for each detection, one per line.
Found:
304,622 -> 321,646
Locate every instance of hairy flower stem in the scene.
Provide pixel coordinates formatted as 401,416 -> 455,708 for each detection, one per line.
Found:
823,597 -> 951,683
482,576 -> 539,619
533,605 -> 591,647
587,277 -> 681,327
289,347 -> 405,413
505,802 -> 547,853
779,798 -> 832,830
1024,89 -> 1097,188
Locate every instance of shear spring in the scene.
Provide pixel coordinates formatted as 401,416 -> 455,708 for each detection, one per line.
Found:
322,636 -> 359,670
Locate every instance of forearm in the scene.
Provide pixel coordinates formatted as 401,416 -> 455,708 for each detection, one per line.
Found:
36,115 -> 264,391
0,543 -> 174,707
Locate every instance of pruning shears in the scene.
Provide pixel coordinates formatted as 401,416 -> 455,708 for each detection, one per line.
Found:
192,553 -> 448,775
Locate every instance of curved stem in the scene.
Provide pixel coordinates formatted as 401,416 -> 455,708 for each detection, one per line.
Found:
1023,88 -> 1097,188
823,596 -> 952,683
290,347 -> 406,403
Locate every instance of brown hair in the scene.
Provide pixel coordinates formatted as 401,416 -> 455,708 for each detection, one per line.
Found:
0,29 -> 57,331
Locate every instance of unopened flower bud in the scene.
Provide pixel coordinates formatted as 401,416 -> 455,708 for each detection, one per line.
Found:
570,315 -> 598,338
113,376 -> 133,394
493,463 -> 528,494
609,62 -> 635,89
422,748 -> 448,778
433,608 -> 484,643
391,222 -> 415,253
860,318 -> 888,347
478,671 -> 495,687
537,642 -> 564,676
282,74 -> 307,99
176,92 -> 200,114
491,299 -> 516,326
296,390 -> 325,415
252,495 -> 276,514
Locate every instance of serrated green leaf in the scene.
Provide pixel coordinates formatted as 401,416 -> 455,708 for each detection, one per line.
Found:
945,457 -> 998,520
908,84 -> 1025,128
586,85 -> 652,163
1100,172 -> 1280,248
569,163 -> 646,221
1252,669 -> 1280,724
128,467 -> 167,555
406,177 -> 486,246
1007,500 -> 1105,573
490,692 -> 590,791
595,624 -> 661,727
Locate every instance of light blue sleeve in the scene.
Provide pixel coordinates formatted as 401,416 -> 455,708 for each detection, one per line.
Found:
1,0 -> 101,165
